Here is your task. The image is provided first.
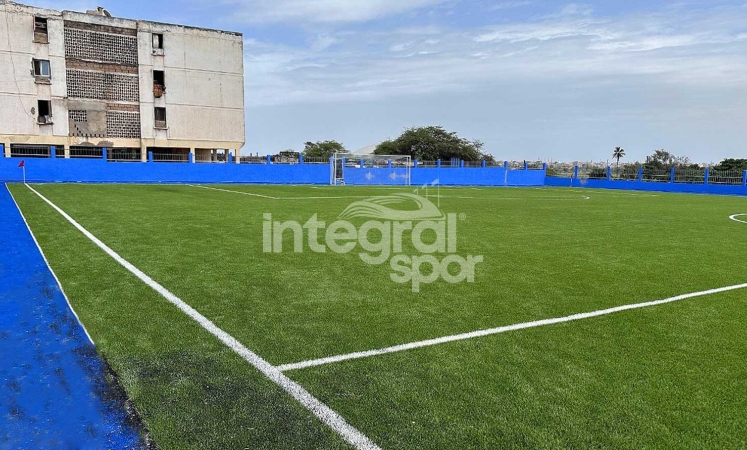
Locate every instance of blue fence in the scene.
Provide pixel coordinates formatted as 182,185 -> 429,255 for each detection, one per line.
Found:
0,148 -> 547,186
2,144 -> 746,195
546,165 -> 747,196
0,151 -> 330,185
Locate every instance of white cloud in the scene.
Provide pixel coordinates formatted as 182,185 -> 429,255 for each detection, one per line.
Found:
226,0 -> 448,24
242,4 -> 747,108
310,34 -> 341,51
489,1 -> 533,11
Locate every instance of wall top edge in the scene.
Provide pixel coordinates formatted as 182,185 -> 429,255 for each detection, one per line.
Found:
2,1 -> 243,38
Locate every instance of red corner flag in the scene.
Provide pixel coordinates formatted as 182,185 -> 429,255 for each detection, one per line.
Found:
18,160 -> 25,168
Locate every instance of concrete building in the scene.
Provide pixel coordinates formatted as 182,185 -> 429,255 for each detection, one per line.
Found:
0,1 -> 244,162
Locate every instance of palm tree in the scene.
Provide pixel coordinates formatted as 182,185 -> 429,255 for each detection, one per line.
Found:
613,147 -> 625,168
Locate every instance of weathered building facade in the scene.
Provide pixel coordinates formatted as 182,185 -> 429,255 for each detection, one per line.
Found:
0,2 -> 245,161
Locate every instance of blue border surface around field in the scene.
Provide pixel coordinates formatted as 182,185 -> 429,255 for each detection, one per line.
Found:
0,184 -> 145,450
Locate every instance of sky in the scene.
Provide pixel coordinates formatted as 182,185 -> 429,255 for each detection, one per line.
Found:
36,0 -> 747,163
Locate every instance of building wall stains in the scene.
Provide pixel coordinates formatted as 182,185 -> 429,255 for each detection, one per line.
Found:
66,70 -> 140,103
63,26 -> 138,65
63,19 -> 141,140
106,111 -> 141,138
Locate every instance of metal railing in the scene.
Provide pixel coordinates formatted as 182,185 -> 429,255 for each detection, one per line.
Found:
195,154 -> 227,163
152,153 -> 189,163
303,156 -> 329,164
239,156 -> 267,164
709,170 -> 743,185
272,156 -> 300,164
611,166 -> 639,181
674,168 -> 705,184
10,144 -> 51,158
108,148 -> 141,162
69,147 -> 103,159
642,167 -> 671,183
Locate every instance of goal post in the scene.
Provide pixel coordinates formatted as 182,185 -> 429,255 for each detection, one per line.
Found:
331,153 -> 412,186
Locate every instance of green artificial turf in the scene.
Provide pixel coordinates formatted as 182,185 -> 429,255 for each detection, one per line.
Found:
8,183 -> 747,449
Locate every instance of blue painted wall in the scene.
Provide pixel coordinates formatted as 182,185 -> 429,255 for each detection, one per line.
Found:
339,167 -> 546,186
3,155 -> 746,196
0,157 -> 547,186
545,176 -> 747,196
0,185 -> 145,449
0,158 -> 330,184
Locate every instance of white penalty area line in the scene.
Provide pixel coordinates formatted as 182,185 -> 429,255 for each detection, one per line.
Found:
730,214 -> 747,225
23,184 -> 380,450
278,282 -> 747,372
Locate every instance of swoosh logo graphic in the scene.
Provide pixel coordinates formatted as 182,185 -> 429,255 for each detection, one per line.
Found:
338,193 -> 445,221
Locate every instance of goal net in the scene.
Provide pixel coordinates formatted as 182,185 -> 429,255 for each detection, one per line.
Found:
331,153 -> 412,186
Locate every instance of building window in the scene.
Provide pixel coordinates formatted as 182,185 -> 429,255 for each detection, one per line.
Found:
34,17 -> 48,43
153,70 -> 165,97
152,33 -> 164,49
37,100 -> 52,124
154,107 -> 167,128
33,59 -> 51,78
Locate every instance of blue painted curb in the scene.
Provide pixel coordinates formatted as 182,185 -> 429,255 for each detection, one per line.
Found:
0,184 -> 147,450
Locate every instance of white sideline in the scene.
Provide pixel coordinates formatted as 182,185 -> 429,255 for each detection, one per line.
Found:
6,184 -> 95,344
278,282 -> 747,372
23,184 -> 380,450
730,214 -> 747,225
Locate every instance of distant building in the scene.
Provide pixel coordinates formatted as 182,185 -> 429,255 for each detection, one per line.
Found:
0,1 -> 245,162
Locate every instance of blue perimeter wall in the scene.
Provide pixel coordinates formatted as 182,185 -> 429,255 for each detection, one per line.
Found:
344,166 -> 546,186
1,157 -> 746,195
0,158 -> 330,184
545,176 -> 747,196
0,157 -> 546,186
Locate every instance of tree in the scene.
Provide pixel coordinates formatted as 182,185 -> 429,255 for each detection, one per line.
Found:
374,126 -> 492,161
612,147 -> 625,168
714,158 -> 747,172
302,141 -> 346,159
645,149 -> 675,169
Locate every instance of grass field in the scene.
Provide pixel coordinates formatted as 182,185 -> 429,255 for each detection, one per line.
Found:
8,183 -> 747,449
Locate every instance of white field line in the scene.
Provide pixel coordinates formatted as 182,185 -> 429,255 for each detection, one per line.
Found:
730,214 -> 747,225
24,184 -> 380,450
278,282 -> 747,372
189,184 -> 474,200
6,184 -> 95,345
189,184 -> 594,201
187,184 -> 280,199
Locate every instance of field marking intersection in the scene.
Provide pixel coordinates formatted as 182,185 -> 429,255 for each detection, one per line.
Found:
22,184 -> 380,450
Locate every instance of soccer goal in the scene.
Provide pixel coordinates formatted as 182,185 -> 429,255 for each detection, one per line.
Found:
330,153 -> 412,186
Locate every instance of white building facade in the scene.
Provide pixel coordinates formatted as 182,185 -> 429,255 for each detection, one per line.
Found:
0,2 -> 245,162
